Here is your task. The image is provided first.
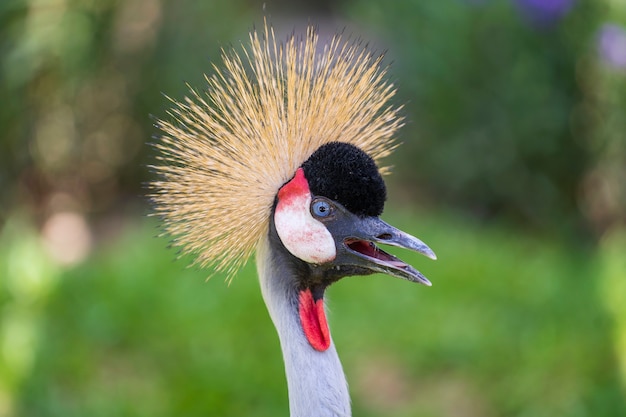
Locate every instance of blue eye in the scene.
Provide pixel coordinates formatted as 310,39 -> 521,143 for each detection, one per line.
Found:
312,200 -> 331,218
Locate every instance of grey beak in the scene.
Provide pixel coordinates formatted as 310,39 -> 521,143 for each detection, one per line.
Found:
327,213 -> 436,286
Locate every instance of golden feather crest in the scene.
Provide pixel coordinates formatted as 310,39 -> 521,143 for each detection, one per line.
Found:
150,21 -> 403,279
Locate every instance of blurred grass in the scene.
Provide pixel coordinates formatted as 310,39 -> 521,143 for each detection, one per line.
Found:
4,207 -> 623,417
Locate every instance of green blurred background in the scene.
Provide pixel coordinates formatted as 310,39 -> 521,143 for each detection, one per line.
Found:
1,0 -> 626,416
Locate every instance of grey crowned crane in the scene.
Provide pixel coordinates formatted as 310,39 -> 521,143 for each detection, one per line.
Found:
151,22 -> 436,417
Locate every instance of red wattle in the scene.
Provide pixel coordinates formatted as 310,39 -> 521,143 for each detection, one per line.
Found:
298,288 -> 330,351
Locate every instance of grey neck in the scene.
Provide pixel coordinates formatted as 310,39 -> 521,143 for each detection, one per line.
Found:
256,236 -> 351,417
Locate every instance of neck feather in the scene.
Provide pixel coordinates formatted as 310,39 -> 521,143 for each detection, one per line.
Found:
256,236 -> 351,417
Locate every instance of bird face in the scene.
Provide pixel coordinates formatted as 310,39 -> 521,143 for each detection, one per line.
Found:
273,142 -> 436,352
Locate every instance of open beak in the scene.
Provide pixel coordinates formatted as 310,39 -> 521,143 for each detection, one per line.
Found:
327,214 -> 436,286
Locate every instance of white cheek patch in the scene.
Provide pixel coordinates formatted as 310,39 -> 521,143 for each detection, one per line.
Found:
274,190 -> 337,264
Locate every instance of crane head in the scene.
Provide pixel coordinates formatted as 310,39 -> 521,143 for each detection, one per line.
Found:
273,142 -> 436,351
151,22 -> 436,354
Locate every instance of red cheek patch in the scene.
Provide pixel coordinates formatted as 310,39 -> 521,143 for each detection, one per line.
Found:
274,168 -> 336,264
277,168 -> 309,205
298,288 -> 330,352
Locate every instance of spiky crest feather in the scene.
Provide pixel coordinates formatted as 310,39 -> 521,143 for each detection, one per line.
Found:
150,21 -> 403,279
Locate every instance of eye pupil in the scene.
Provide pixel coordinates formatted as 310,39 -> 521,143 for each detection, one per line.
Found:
312,200 -> 331,218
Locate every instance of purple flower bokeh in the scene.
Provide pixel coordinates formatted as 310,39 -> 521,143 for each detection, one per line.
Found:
598,24 -> 626,71
514,0 -> 576,26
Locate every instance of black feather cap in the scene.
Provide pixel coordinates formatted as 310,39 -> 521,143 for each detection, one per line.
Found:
301,142 -> 386,217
